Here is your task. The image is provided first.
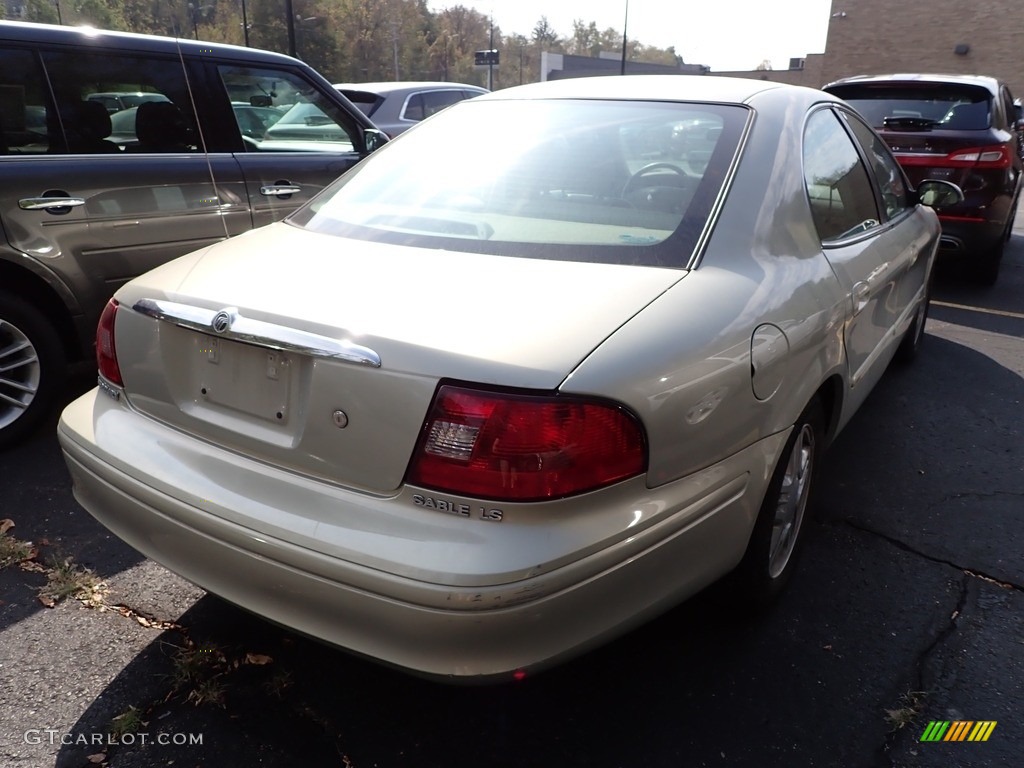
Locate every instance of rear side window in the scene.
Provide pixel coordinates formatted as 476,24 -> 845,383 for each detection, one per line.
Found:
840,111 -> 911,220
402,90 -> 470,122
828,83 -> 993,131
803,109 -> 881,242
41,50 -> 198,154
0,48 -> 55,154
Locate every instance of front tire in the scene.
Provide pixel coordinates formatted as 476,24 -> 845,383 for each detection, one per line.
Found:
734,398 -> 824,608
0,291 -> 67,450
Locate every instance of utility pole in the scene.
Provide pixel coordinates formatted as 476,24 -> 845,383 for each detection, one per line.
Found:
488,15 -> 494,91
241,0 -> 249,46
285,0 -> 297,58
620,0 -> 629,75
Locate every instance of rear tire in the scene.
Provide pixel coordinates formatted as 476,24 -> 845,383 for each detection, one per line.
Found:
733,398 -> 824,609
0,290 -> 67,450
976,239 -> 1003,286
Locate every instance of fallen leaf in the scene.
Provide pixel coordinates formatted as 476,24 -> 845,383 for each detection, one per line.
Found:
246,653 -> 273,666
38,595 -> 56,608
86,752 -> 107,764
0,519 -> 13,535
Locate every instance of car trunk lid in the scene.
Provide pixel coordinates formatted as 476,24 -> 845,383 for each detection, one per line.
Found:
112,223 -> 683,493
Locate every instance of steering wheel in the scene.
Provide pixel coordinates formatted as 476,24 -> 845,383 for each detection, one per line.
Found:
622,162 -> 688,195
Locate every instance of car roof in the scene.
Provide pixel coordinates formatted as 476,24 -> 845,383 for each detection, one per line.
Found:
823,73 -> 1004,95
475,74 -> 801,105
333,81 -> 487,95
0,19 -> 301,66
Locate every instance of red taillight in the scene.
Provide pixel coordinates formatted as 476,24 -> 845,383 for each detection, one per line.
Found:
96,299 -> 122,386
897,144 -> 1012,169
407,385 -> 646,502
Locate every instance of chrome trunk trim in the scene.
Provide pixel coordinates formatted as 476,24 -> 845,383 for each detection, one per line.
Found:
132,298 -> 382,368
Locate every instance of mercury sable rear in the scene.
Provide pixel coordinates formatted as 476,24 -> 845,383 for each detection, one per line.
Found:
58,75 -> 957,681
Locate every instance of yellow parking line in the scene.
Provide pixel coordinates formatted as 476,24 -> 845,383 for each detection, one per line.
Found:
931,300 -> 1024,321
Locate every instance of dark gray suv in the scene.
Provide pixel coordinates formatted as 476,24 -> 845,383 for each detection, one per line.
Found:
0,21 -> 387,447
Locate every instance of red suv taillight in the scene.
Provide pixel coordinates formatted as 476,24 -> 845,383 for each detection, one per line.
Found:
898,144 -> 1013,169
407,385 -> 647,502
96,299 -> 122,386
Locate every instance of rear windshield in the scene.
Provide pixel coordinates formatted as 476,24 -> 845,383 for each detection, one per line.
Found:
827,83 -> 992,131
289,98 -> 748,268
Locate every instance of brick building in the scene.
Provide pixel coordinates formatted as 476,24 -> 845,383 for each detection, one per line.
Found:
718,0 -> 1023,97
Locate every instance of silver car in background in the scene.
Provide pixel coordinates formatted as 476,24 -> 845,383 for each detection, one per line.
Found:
58,76 -> 961,682
334,81 -> 488,137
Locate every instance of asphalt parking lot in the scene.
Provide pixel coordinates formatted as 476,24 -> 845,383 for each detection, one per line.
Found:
2,224 -> 1022,768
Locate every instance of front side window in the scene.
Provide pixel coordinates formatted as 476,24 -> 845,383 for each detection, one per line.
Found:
290,99 -> 748,267
840,111 -> 911,220
218,65 -> 357,152
0,48 -> 55,154
41,50 -> 198,153
803,109 -> 880,242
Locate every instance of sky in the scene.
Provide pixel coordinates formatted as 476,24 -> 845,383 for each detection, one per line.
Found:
426,0 -> 834,72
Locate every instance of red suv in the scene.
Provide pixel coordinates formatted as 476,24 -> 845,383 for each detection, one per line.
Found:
823,74 -> 1023,284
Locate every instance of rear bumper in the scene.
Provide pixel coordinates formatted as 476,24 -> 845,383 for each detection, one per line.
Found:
935,216 -> 1007,258
58,387 -> 785,681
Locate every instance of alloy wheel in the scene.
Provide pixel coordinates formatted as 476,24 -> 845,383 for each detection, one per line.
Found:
767,423 -> 815,579
0,319 -> 41,430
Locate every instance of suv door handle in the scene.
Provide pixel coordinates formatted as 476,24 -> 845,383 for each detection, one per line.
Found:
19,196 -> 86,210
852,281 -> 871,315
259,184 -> 302,197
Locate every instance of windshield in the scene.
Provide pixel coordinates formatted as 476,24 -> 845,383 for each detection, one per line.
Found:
828,83 -> 993,131
289,98 -> 748,267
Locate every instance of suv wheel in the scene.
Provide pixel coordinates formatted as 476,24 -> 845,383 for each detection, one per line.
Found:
0,291 -> 67,449
977,235 -> 1006,286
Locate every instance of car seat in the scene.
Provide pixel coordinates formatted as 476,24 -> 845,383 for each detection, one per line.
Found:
131,100 -> 192,152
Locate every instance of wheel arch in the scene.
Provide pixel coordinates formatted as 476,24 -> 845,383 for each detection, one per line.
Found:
0,259 -> 86,363
814,373 -> 845,448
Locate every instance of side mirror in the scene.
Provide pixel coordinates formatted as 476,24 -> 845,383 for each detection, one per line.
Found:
916,179 -> 964,209
363,128 -> 388,154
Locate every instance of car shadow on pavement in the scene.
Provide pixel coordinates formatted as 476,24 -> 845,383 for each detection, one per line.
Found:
54,329 -> 1023,768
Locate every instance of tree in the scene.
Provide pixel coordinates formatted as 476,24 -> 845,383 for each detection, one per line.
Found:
531,15 -> 559,48
569,19 -> 599,57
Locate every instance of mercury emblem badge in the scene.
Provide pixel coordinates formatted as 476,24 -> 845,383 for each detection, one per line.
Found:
211,308 -> 235,334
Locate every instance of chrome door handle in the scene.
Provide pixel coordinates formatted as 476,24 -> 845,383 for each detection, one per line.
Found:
19,197 -> 85,210
259,184 -> 302,197
852,281 -> 871,315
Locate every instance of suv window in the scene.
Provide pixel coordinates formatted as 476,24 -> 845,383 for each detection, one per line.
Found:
803,109 -> 880,242
219,65 -> 358,151
42,50 -> 198,153
0,48 -> 54,154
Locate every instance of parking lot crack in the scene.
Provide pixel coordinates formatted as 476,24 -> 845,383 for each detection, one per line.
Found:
839,519 -> 1024,593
